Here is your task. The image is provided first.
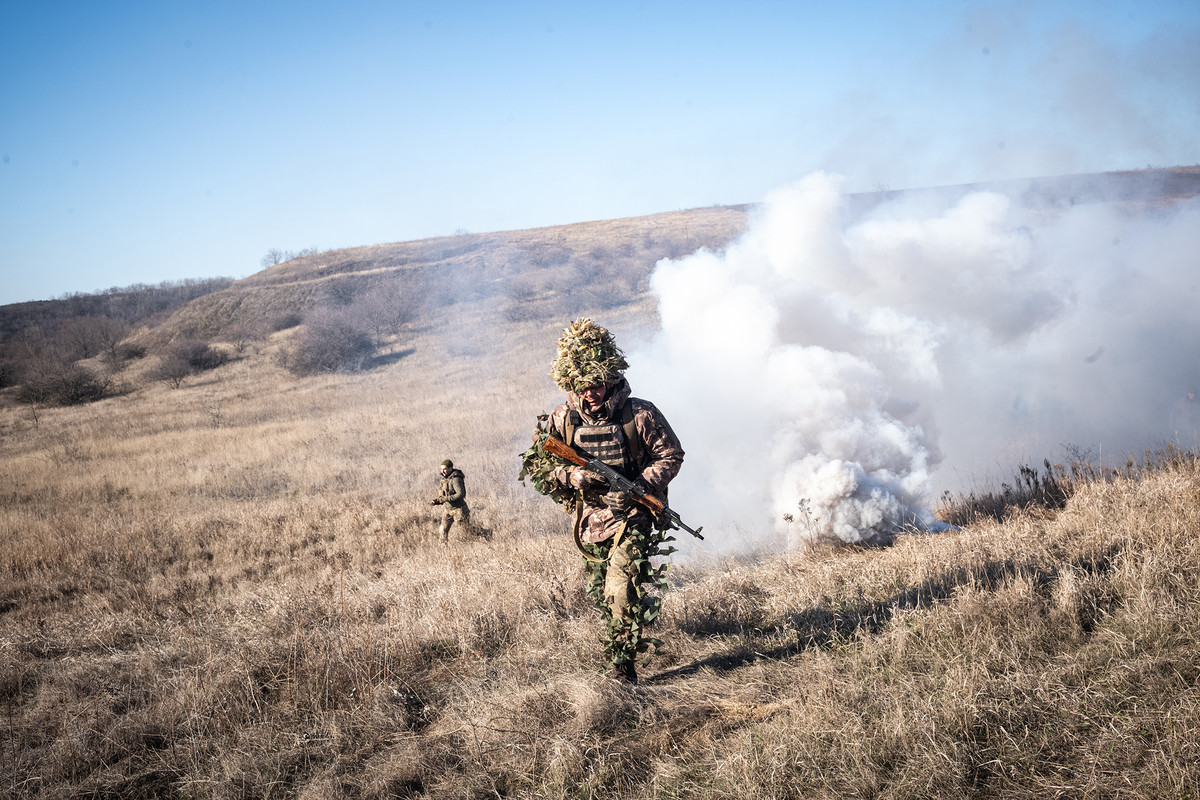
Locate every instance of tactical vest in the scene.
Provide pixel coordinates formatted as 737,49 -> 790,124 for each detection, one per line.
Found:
563,401 -> 642,479
439,470 -> 467,506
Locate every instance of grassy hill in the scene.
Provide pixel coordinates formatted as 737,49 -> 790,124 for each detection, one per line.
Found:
140,205 -> 749,347
1,170 -> 1199,798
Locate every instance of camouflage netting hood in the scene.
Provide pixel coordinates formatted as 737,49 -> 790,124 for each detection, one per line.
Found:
551,318 -> 629,393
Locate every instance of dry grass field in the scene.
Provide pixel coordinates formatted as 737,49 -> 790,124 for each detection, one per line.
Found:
3,180 -> 1200,798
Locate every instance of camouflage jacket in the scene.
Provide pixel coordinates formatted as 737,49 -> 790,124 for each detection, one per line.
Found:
436,469 -> 468,508
547,379 -> 684,543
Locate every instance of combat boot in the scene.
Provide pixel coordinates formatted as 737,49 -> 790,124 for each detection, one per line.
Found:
609,661 -> 637,685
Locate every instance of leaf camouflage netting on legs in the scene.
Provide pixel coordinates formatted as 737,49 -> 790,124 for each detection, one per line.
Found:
581,525 -> 677,666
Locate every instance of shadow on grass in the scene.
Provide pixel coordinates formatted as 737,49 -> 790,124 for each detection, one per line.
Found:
648,543 -> 1122,685
366,347 -> 415,369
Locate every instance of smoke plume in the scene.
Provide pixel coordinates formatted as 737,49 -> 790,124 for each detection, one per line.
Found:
626,171 -> 1200,550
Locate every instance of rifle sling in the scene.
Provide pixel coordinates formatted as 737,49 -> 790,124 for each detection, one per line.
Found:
571,489 -> 628,563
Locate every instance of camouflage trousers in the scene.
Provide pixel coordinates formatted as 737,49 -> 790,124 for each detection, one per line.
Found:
581,522 -> 664,669
438,504 -> 471,541
603,534 -> 640,627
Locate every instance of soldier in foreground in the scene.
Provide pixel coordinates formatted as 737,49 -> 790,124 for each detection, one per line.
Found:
431,459 -> 470,541
520,319 -> 685,685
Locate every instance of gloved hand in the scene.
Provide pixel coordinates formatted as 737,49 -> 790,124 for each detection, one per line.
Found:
603,490 -> 635,514
566,468 -> 608,491
431,498 -> 444,505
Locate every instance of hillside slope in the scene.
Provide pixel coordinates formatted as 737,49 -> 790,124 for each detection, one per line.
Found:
145,205 -> 749,345
134,164 -> 1200,348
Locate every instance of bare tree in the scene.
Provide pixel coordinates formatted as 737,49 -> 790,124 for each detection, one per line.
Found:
227,321 -> 267,354
356,282 -> 417,347
261,248 -> 287,268
58,316 -> 128,360
261,247 -> 321,269
152,355 -> 192,389
95,318 -> 133,362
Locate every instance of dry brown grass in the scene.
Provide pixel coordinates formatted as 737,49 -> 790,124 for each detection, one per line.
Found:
3,288 -> 1200,798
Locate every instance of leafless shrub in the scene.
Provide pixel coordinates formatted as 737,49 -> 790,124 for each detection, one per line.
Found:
270,311 -> 305,331
114,341 -> 147,361
176,339 -> 229,371
151,339 -> 229,389
57,315 -> 130,360
525,242 -> 573,268
45,430 -> 87,464
55,365 -> 113,404
501,277 -> 548,322
583,281 -> 633,310
0,355 -> 19,389
15,362 -> 111,405
325,277 -> 359,306
262,246 -> 322,268
356,282 -> 418,347
280,307 -> 375,376
152,353 -> 193,389
0,279 -> 232,351
227,321 -> 267,354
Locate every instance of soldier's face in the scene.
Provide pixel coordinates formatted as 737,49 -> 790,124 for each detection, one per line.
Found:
579,384 -> 607,411
440,466 -> 450,476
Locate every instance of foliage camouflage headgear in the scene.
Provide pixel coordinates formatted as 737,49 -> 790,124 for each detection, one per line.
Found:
551,318 -> 629,393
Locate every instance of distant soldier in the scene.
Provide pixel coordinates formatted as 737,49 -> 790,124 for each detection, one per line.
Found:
431,459 -> 471,541
521,319 -> 685,685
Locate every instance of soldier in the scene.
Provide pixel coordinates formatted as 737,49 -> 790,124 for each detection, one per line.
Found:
431,459 -> 471,541
522,319 -> 684,684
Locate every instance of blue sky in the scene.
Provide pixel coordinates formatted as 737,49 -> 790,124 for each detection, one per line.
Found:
2,0 -> 1197,305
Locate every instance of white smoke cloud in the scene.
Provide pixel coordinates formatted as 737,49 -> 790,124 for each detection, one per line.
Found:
626,171 -> 1200,551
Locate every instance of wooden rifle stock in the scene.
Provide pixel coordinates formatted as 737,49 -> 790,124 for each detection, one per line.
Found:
540,434 -> 588,467
540,433 -> 702,539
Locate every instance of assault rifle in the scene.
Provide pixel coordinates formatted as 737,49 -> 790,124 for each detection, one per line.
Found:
541,434 -> 704,540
